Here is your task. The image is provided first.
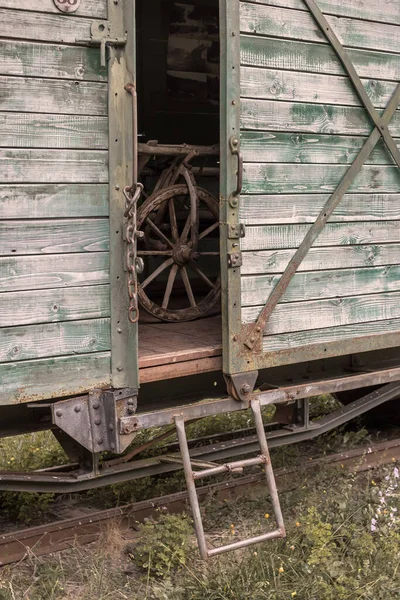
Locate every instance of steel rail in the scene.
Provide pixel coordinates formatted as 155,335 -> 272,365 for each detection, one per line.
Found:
1,438 -> 399,567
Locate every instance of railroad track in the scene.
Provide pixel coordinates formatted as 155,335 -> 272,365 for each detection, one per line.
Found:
1,437 -> 399,566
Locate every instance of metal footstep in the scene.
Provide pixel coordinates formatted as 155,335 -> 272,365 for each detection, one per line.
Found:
174,398 -> 286,558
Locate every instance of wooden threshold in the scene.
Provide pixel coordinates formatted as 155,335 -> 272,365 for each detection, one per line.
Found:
138,316 -> 222,383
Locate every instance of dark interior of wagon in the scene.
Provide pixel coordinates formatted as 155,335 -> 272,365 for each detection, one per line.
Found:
135,0 -> 222,382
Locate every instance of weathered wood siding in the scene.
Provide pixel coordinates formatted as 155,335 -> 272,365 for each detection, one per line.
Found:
0,2 -> 111,404
239,0 -> 400,354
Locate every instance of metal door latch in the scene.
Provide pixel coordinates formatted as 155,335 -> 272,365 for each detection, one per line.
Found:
77,21 -> 127,67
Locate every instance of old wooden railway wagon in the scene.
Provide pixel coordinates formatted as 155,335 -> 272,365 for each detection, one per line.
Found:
1,0 -> 400,557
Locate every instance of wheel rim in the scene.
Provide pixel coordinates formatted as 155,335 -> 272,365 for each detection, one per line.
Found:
137,184 -> 221,322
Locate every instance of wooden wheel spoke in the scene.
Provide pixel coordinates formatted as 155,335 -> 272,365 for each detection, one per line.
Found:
169,199 -> 179,242
141,258 -> 174,290
197,252 -> 219,256
180,214 -> 191,244
181,266 -> 196,308
162,264 -> 179,309
199,221 -> 219,240
145,217 -> 174,249
189,262 -> 216,289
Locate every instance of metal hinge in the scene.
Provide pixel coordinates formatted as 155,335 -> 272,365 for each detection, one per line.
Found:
227,223 -> 245,239
227,251 -> 242,268
77,21 -> 127,67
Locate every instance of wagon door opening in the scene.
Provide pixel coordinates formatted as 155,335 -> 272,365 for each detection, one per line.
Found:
135,0 -> 222,383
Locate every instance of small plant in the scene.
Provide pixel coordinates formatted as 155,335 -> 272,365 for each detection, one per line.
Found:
131,511 -> 193,577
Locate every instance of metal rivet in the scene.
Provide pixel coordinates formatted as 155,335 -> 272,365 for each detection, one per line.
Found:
94,418 -> 101,426
115,185 -> 120,190
241,383 -> 251,395
256,327 -> 261,333
233,335 -> 238,341
109,423 -> 115,431
232,100 -> 236,105
97,438 -> 103,445
117,366 -> 123,372
110,443 -> 116,450
117,328 -> 122,334
92,402 -> 100,410
74,405 -> 81,413
250,337 -> 255,343
56,410 -> 63,417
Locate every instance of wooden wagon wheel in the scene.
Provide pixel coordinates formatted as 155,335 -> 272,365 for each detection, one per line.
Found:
136,184 -> 221,322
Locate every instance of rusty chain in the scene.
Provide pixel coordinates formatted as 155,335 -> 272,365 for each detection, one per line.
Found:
123,183 -> 144,324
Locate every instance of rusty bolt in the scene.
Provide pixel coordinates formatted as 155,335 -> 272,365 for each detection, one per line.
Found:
56,409 -> 63,418
241,383 -> 251,395
250,337 -> 255,343
256,327 -> 261,333
233,335 -> 238,341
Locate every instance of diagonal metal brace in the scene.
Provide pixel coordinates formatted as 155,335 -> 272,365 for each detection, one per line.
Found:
244,0 -> 400,350
303,0 -> 400,169
245,84 -> 400,350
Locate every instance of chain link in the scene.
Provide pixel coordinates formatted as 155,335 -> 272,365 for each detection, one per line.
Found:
123,183 -> 144,324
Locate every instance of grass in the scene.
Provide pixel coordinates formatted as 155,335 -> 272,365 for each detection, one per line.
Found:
0,456 -> 399,599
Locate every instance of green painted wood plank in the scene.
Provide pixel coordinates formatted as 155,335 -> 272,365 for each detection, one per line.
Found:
241,67 -> 398,109
0,351 -> 111,405
0,184 -> 108,219
242,244 -> 400,275
239,193 -> 400,224
0,0 -> 107,19
240,4 -> 400,55
0,284 -> 110,327
0,76 -> 107,115
0,318 -> 110,363
0,253 -> 109,291
261,318 -> 400,353
0,113 -> 108,149
243,291 -> 400,334
241,265 -> 400,306
242,221 -> 400,251
240,36 -> 400,82
242,164 -> 400,195
0,150 -> 108,183
0,9 -> 94,44
0,40 -> 106,81
241,99 -> 400,136
241,132 -> 397,165
242,0 -> 400,26
0,219 -> 109,255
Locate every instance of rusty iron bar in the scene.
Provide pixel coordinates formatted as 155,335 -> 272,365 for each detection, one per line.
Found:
192,456 -> 264,480
303,0 -> 400,169
245,82 -> 400,350
244,0 -> 400,350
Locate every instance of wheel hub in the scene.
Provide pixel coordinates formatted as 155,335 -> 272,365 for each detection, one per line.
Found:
173,243 -> 199,266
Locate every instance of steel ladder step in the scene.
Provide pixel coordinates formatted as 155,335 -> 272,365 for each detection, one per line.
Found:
174,398 -> 286,558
